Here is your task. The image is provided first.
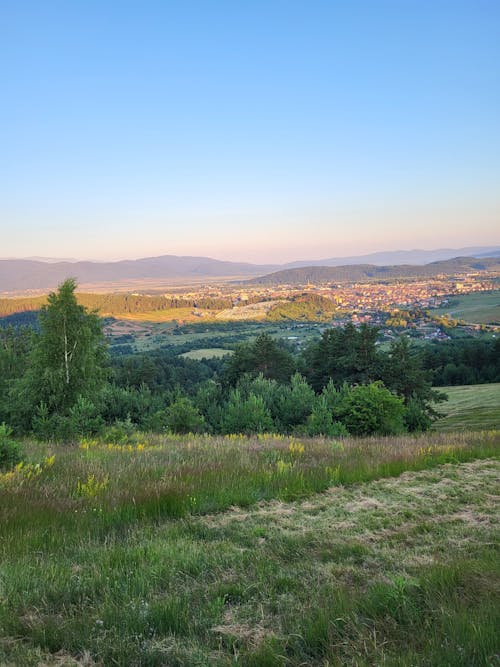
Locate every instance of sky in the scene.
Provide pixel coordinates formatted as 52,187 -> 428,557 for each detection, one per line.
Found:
1,0 -> 499,263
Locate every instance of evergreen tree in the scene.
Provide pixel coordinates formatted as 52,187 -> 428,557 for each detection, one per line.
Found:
224,333 -> 295,385
221,390 -> 274,434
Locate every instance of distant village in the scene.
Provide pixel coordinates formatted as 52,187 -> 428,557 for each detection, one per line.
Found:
158,272 -> 498,340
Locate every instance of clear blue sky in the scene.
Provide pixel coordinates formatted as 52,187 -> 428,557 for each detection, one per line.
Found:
1,0 -> 499,262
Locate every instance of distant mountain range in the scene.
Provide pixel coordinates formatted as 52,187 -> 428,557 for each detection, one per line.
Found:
0,246 -> 499,293
247,257 -> 500,286
0,256 -> 278,292
282,246 -> 500,268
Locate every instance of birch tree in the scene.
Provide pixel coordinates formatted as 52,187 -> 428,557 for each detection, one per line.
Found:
22,278 -> 107,415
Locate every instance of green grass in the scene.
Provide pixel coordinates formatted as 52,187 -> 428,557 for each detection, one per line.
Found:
432,289 -> 500,324
107,318 -> 324,352
433,383 -> 500,431
0,432 -> 499,666
180,348 -> 234,360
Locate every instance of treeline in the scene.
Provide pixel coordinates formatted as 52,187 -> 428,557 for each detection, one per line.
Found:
0,291 -> 335,320
0,293 -> 234,317
421,338 -> 500,385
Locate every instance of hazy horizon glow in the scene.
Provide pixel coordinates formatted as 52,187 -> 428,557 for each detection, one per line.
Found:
1,1 -> 499,263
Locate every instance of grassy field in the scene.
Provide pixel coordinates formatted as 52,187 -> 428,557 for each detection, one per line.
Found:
1,431 -> 499,666
105,318 -> 324,353
432,290 -> 500,324
180,348 -> 234,360
433,383 -> 500,432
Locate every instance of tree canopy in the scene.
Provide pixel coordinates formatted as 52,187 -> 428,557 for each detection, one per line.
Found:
13,279 -> 108,430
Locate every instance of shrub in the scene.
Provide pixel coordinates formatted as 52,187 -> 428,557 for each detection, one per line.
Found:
337,382 -> 406,436
0,422 -> 23,469
166,397 -> 206,434
102,417 -> 136,443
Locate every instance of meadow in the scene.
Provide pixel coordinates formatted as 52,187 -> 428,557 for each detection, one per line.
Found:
1,430 -> 498,666
432,289 -> 500,324
180,348 -> 235,360
432,383 -> 500,431
105,319 -> 323,353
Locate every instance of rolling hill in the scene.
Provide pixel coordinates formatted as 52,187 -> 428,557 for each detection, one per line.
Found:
248,257 -> 500,285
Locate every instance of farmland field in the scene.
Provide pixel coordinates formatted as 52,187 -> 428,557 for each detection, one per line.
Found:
1,431 -> 498,666
432,289 -> 500,324
432,383 -> 500,432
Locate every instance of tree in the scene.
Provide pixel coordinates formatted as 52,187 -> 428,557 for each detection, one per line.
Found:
221,390 -> 274,434
275,373 -> 316,431
14,278 -> 108,429
224,333 -> 295,385
0,326 -> 32,423
306,396 -> 348,437
166,397 -> 205,434
305,323 -> 382,391
382,336 -> 446,426
337,382 -> 406,436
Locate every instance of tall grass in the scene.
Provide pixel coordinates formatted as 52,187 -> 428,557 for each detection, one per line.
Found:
0,431 -> 498,665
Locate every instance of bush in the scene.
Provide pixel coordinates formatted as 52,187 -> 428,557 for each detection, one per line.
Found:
166,397 -> 206,434
0,422 -> 23,469
102,417 -> 136,443
337,382 -> 406,436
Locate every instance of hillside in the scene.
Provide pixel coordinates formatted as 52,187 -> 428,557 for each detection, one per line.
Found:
433,383 -> 500,431
248,256 -> 500,285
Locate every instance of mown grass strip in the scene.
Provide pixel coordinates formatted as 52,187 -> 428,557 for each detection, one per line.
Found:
0,457 -> 498,666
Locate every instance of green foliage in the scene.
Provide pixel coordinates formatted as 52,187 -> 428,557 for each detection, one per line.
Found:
68,396 -> 104,437
225,333 -> 295,385
0,422 -> 22,469
31,278 -> 108,410
337,382 -> 406,436
166,397 -> 205,434
102,417 -> 136,443
275,372 -> 316,431
194,380 -> 224,433
266,294 -> 336,321
306,323 -> 382,391
404,396 -> 432,432
11,279 -> 108,433
306,397 -> 349,437
0,326 -> 32,424
222,390 -> 275,434
31,402 -> 75,442
422,337 -> 500,386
